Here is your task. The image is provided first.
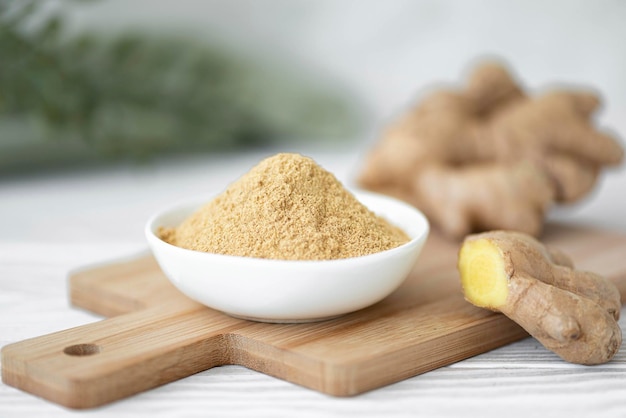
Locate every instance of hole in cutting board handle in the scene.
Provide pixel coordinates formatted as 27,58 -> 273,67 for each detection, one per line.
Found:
63,344 -> 101,356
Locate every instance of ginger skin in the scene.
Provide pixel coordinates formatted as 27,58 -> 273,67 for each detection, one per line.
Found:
458,230 -> 622,365
359,62 -> 624,239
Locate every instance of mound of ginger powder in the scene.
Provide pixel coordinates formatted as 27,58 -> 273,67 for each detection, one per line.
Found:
158,153 -> 409,261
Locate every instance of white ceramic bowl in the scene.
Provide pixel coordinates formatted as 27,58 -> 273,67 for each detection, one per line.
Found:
145,190 -> 429,322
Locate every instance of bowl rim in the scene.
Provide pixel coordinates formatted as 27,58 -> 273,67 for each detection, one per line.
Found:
145,189 -> 430,266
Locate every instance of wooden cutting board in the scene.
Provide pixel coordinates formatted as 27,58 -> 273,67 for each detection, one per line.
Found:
3,223 -> 626,409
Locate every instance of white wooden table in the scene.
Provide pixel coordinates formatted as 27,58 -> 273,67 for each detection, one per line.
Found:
1,147 -> 625,418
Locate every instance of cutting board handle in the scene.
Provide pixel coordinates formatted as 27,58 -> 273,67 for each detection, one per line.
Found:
1,303 -> 240,409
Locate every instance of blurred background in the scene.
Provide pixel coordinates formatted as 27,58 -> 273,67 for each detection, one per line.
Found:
2,0 -> 626,173
1,0 -> 626,240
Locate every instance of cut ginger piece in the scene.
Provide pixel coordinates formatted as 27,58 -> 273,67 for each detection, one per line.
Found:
458,230 -> 622,365
458,238 -> 508,309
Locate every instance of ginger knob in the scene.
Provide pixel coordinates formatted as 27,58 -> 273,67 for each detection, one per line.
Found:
458,230 -> 622,365
358,61 -> 624,239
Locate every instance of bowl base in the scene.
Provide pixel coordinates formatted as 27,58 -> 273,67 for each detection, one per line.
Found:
226,312 -> 344,324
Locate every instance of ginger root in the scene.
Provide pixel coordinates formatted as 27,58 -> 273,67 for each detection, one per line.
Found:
359,61 -> 624,239
458,230 -> 622,365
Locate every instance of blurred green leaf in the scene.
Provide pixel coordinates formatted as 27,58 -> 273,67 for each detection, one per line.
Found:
0,0 -> 362,174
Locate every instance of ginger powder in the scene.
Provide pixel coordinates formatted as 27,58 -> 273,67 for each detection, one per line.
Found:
159,153 -> 409,260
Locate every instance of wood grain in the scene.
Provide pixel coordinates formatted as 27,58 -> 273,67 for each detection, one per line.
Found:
2,223 -> 626,409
